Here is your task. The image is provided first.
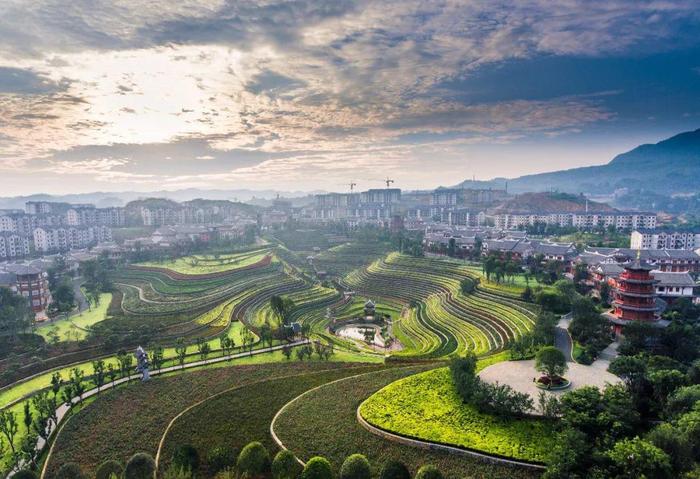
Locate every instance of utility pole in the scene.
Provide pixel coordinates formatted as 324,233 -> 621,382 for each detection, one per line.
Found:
384,178 -> 394,188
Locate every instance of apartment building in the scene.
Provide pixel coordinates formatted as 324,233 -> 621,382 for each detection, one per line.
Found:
630,229 -> 700,250
0,232 -> 31,259
494,211 -> 657,230
33,226 -> 112,253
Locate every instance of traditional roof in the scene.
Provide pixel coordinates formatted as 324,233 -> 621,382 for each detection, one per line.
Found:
594,263 -> 624,277
651,271 -> 696,288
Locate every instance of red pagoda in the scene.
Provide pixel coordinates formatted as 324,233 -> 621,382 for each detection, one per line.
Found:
609,253 -> 660,335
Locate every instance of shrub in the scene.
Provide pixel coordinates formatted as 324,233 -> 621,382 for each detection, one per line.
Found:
237,441 -> 271,478
162,466 -> 193,479
95,460 -> 124,479
214,470 -> 236,479
56,463 -> 87,479
172,444 -> 200,473
379,461 -> 410,479
12,471 -> 38,479
272,449 -> 303,479
301,456 -> 334,479
207,445 -> 238,473
125,452 -> 156,479
666,385 -> 700,419
340,454 -> 371,479
414,465 -> 443,479
449,353 -> 478,402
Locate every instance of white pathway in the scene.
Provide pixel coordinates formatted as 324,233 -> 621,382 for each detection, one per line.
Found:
6,340 -> 309,478
478,359 -> 622,412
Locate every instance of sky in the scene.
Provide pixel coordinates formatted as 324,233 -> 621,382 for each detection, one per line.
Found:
0,0 -> 699,196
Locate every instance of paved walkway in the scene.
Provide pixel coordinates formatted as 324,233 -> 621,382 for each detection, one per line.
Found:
7,340 -> 309,478
555,314 -> 574,362
478,360 -> 621,413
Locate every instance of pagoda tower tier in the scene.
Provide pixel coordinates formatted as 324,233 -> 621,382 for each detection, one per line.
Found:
611,258 -> 659,323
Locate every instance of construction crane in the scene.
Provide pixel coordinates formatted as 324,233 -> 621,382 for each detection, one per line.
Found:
384,178 -> 394,188
348,182 -> 357,192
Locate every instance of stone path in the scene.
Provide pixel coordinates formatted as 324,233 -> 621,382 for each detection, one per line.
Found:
478,359 -> 621,410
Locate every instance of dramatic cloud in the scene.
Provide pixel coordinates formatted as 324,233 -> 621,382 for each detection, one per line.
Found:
0,0 -> 699,194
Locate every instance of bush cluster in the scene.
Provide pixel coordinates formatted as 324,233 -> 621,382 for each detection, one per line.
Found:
450,353 -> 533,417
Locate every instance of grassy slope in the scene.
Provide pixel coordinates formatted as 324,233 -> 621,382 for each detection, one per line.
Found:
274,363 -> 540,479
36,293 -> 112,342
359,366 -> 555,463
44,361 -> 375,478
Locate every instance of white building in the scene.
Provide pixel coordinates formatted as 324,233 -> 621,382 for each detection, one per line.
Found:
0,232 -> 31,259
651,270 -> 696,301
494,211 -> 656,231
33,226 -> 112,253
631,229 -> 700,250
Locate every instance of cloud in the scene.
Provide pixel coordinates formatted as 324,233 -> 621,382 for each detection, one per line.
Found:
0,1 -> 698,193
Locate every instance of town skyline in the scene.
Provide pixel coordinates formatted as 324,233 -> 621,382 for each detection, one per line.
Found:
1,1 -> 700,195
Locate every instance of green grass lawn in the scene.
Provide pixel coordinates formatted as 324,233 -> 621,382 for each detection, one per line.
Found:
36,293 -> 112,342
359,364 -> 555,463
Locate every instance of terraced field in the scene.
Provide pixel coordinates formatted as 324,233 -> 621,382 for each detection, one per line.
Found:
342,253 -> 537,358
312,241 -> 393,277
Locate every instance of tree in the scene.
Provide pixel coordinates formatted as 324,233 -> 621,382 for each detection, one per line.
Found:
0,287 -> 33,337
56,463 -> 87,479
272,449 -> 302,479
542,428 -> 591,479
172,444 -> 200,474
237,441 -> 271,478
301,457 -> 333,479
207,446 -> 238,474
340,454 -> 371,479
535,346 -> 568,382
199,342 -> 211,361
12,471 -> 38,479
175,338 -> 188,369
70,367 -> 86,403
647,423 -> 694,475
107,363 -> 117,387
260,323 -> 274,349
95,460 -> 124,479
379,461 -> 410,479
151,345 -> 164,371
93,359 -> 106,393
124,452 -> 156,479
414,465 -> 443,479
605,437 -> 672,479
282,344 -> 293,360
50,371 -> 62,398
450,353 -> 478,402
23,401 -> 32,433
0,409 -> 19,454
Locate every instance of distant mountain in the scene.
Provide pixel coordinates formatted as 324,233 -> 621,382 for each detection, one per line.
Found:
455,128 -> 700,196
488,192 -> 616,214
0,188 -> 324,210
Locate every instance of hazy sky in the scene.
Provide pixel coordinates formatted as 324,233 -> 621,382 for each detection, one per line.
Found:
1,1 -> 699,196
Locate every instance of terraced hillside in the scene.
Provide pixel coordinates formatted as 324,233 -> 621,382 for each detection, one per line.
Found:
342,253 -> 536,358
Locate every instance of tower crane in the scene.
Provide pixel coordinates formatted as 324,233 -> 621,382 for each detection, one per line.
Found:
348,182 -> 357,192
384,178 -> 394,188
